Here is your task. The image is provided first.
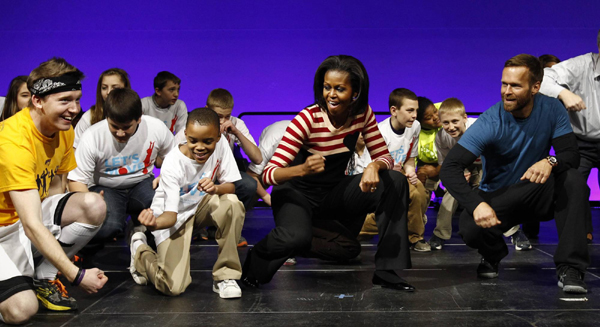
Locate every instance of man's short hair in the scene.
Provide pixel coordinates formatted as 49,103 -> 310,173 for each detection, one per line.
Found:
538,54 -> 561,68
504,54 -> 543,85
187,107 -> 220,130
438,98 -> 466,117
206,88 -> 234,110
104,88 -> 142,123
389,88 -> 417,110
417,96 -> 435,122
153,71 -> 181,90
27,57 -> 84,99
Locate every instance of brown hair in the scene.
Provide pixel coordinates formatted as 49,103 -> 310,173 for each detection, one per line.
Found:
504,54 -> 543,85
1,75 -> 28,121
27,57 -> 84,105
104,88 -> 142,123
206,88 -> 234,110
90,68 -> 131,125
388,88 -> 417,111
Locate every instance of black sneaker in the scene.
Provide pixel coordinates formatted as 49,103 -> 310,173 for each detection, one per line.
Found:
511,230 -> 532,251
429,234 -> 444,250
557,266 -> 587,294
34,279 -> 77,311
477,257 -> 499,279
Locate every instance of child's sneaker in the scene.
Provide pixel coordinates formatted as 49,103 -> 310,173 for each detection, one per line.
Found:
237,236 -> 248,247
129,231 -> 148,285
429,234 -> 444,250
34,278 -> 77,311
411,240 -> 431,252
511,230 -> 532,251
213,279 -> 242,299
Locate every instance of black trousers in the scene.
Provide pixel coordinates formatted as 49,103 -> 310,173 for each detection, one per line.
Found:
246,170 -> 411,284
576,137 -> 600,234
458,168 -> 590,272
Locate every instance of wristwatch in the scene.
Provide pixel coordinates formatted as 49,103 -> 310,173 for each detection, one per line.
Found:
546,156 -> 558,167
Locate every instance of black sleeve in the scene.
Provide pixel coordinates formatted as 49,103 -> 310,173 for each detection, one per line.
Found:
439,144 -> 485,215
552,132 -> 579,173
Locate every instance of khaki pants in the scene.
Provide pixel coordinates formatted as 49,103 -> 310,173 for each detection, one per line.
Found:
434,166 -> 482,240
134,194 -> 245,296
408,181 -> 429,243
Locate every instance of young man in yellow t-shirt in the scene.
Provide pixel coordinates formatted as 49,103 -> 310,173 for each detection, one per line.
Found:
0,58 -> 108,324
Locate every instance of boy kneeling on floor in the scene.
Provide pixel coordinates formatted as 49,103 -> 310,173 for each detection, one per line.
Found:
129,107 -> 245,298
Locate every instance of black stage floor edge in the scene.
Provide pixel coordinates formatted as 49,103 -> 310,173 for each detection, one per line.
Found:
19,207 -> 600,327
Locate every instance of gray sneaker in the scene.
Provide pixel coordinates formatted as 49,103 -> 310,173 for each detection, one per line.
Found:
411,240 -> 431,252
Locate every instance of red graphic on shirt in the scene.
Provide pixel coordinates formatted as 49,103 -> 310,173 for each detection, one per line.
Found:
142,141 -> 155,174
170,115 -> 178,133
118,167 -> 128,175
210,159 -> 221,180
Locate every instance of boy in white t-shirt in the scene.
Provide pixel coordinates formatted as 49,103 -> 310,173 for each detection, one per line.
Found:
141,71 -> 188,135
375,88 -> 431,252
430,98 -> 531,251
207,88 -> 261,212
68,88 -> 175,256
130,107 -> 245,298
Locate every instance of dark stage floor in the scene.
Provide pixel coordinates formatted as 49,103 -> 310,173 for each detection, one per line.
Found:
20,207 -> 600,327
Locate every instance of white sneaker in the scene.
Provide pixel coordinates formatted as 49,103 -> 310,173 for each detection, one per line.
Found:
213,280 -> 242,299
129,232 -> 148,285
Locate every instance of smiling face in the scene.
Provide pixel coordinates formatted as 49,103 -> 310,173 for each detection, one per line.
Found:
420,104 -> 441,129
390,98 -> 418,130
155,80 -> 180,107
184,122 -> 220,164
107,117 -> 140,143
16,82 -> 31,110
32,90 -> 82,137
440,111 -> 468,138
501,66 -> 540,117
101,75 -> 125,101
323,70 -> 356,121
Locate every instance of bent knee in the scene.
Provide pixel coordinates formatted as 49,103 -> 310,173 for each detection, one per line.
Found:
3,300 -> 38,324
82,192 -> 107,226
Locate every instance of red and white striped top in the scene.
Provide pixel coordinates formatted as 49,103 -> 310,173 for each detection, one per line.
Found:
262,104 -> 393,186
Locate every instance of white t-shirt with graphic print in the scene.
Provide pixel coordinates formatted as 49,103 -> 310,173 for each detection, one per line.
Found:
150,135 -> 241,245
378,117 -> 420,171
141,96 -> 188,135
68,116 -> 175,189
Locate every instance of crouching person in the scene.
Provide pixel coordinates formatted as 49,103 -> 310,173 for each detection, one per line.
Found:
129,107 -> 245,298
0,58 -> 107,324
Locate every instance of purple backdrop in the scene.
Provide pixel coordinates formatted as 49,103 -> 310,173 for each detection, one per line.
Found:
1,1 -> 599,198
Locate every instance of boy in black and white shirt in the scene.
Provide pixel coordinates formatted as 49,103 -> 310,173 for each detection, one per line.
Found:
130,107 -> 245,298
68,89 -> 174,252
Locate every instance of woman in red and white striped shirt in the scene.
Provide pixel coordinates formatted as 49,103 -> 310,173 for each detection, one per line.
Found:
242,55 -> 413,291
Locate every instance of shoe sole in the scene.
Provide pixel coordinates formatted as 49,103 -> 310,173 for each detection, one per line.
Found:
558,281 -> 588,294
237,241 -> 248,247
36,294 -> 77,311
412,247 -> 431,252
477,272 -> 499,279
212,285 -> 242,299
514,244 -> 532,251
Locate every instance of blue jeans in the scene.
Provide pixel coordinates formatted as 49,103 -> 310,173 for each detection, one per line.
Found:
89,177 -> 155,241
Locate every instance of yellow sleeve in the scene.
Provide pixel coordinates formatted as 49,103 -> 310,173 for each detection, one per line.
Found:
0,141 -> 38,193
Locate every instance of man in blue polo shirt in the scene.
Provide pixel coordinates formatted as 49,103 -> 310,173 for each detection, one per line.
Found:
440,54 -> 590,294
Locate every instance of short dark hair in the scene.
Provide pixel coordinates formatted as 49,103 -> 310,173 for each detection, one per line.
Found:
538,54 -> 561,68
206,88 -> 234,110
153,71 -> 181,91
187,107 -> 220,130
417,96 -> 435,123
388,88 -> 417,110
104,88 -> 142,123
314,55 -> 369,116
504,54 -> 543,85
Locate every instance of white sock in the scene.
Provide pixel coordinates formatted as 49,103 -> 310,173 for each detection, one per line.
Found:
35,222 -> 100,280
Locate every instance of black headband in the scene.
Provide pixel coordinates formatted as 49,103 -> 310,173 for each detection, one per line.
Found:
31,72 -> 82,97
